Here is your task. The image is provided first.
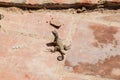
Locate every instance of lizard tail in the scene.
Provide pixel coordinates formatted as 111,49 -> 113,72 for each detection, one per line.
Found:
57,55 -> 64,61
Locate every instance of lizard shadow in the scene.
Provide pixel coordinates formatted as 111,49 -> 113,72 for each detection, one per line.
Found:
46,42 -> 57,53
46,42 -> 61,54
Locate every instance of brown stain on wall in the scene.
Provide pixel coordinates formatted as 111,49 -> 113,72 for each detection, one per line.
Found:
65,55 -> 120,80
65,60 -> 72,66
90,24 -> 118,48
90,25 -> 118,44
92,42 -> 99,47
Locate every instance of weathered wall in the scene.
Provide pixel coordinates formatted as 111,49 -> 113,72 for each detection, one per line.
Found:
0,0 -> 120,80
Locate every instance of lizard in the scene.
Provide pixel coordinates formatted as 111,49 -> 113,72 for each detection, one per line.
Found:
51,30 -> 70,61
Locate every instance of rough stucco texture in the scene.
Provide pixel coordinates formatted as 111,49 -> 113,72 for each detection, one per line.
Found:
0,8 -> 120,80
0,0 -> 119,4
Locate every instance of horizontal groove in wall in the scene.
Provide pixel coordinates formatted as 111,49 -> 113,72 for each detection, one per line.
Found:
0,2 -> 119,10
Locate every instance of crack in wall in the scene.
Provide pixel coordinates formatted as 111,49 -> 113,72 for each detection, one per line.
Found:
0,2 -> 119,10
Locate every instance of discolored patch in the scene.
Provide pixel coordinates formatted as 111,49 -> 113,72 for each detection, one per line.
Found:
24,74 -> 31,79
92,42 -> 99,47
65,60 -> 72,66
65,55 -> 120,80
90,24 -> 118,48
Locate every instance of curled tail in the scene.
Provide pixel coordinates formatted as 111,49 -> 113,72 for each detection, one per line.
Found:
57,55 -> 64,61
